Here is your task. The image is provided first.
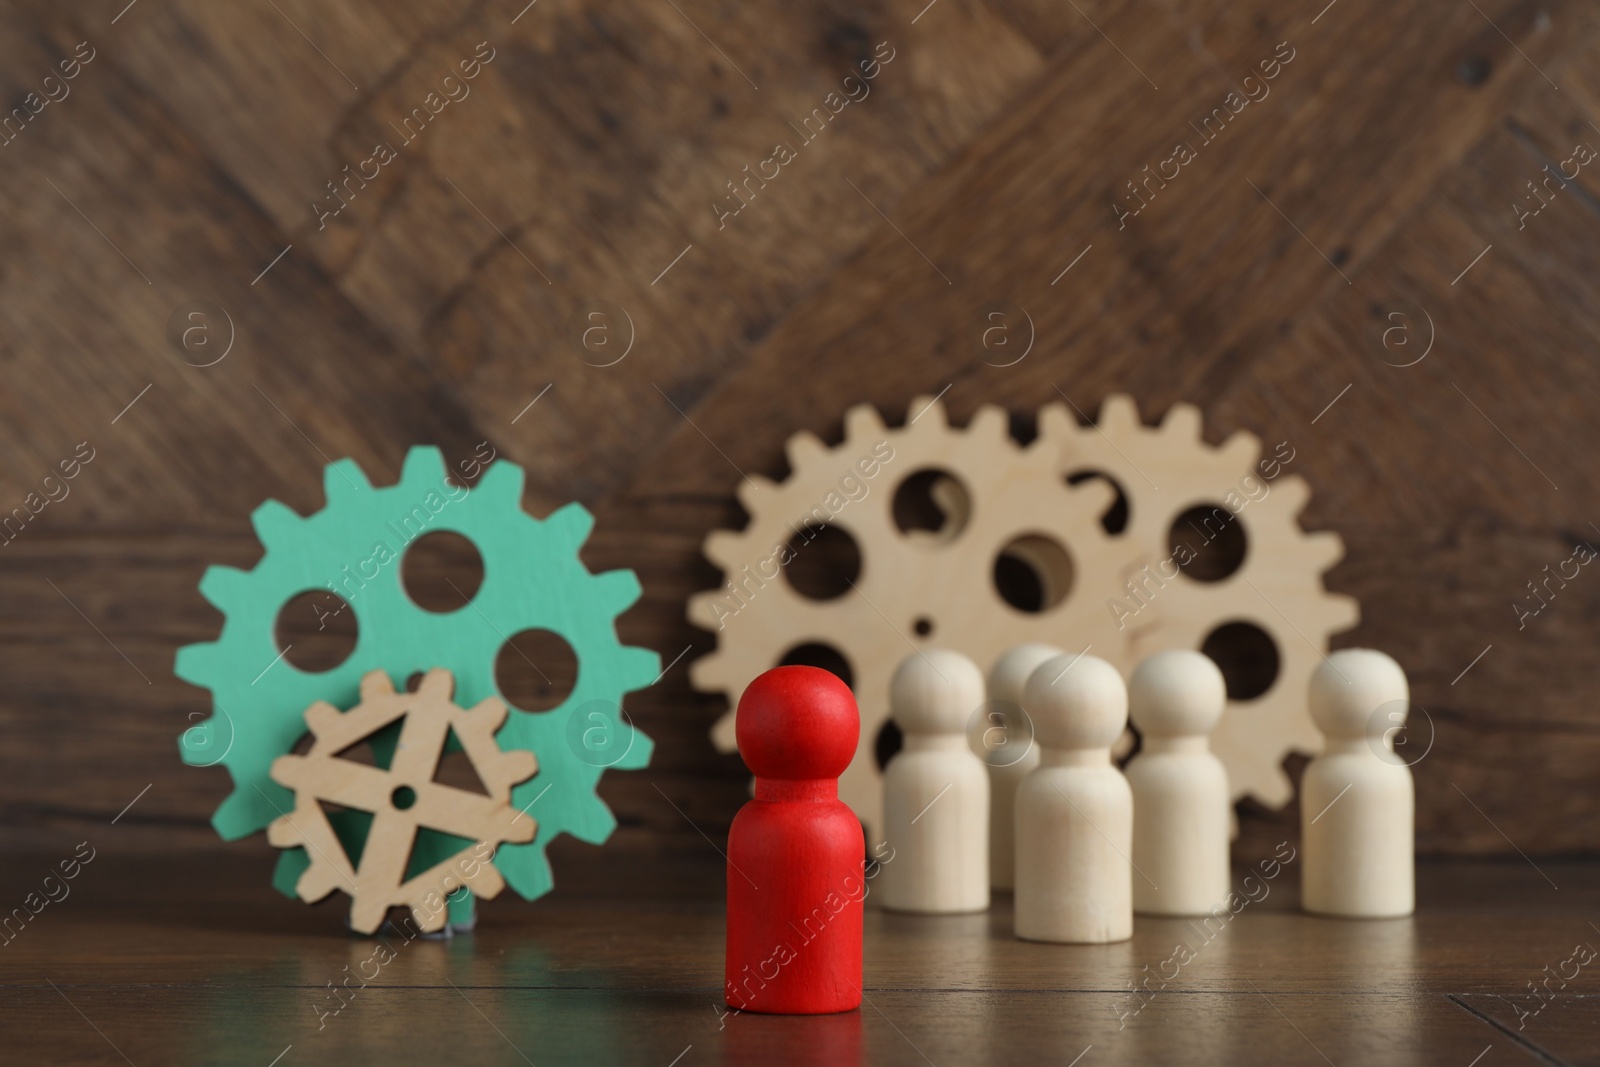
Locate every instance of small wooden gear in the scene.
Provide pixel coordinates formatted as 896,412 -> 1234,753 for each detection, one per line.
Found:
268,668 -> 538,933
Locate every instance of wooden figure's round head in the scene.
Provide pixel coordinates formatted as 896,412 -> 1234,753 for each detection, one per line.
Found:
736,665 -> 859,779
890,648 -> 983,736
1129,649 -> 1226,738
1309,648 -> 1408,740
1024,653 -> 1127,750
985,643 -> 1064,705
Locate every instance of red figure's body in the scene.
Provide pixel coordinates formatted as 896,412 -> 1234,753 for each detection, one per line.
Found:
725,666 -> 864,1015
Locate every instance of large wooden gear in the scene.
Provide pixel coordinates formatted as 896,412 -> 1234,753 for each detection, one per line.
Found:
1038,395 -> 1359,808
689,394 -> 1358,836
688,396 -> 1146,839
268,668 -> 537,934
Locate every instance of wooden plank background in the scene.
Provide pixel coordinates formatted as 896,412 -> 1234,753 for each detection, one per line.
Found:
2,0 -> 1598,873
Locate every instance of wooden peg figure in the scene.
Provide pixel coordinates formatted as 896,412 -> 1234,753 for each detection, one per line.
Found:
726,666 -> 864,1014
1125,650 -> 1231,916
879,649 -> 989,914
1014,653 -> 1133,943
1302,648 -> 1414,918
982,644 -> 1062,891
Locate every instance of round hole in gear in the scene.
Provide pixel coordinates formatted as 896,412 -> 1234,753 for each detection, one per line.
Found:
390,785 -> 417,810
993,534 -> 1075,613
274,590 -> 358,673
1065,470 -> 1130,534
891,468 -> 972,540
495,629 -> 579,712
781,523 -> 862,601
1169,503 -> 1248,583
401,531 -> 485,613
1199,621 -> 1279,701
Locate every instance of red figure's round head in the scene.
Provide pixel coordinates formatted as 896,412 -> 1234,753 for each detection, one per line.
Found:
735,666 -> 859,780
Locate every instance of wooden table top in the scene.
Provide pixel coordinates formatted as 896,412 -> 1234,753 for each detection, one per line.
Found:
3,850 -> 1594,1066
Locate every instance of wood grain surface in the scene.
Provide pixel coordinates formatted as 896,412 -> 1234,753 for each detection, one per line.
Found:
0,851 -> 1595,1065
1,0 -> 1598,875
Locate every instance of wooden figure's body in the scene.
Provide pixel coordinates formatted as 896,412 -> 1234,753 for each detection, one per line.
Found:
1302,648 -> 1414,919
1014,653 -> 1133,943
880,650 -> 989,914
1126,650 -> 1231,916
982,644 -> 1061,891
726,666 -> 864,1014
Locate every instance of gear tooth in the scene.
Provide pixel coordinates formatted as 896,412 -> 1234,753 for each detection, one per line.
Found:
213,787 -> 276,841
1302,530 -> 1345,571
250,499 -> 301,549
1327,592 -> 1360,630
1217,429 -> 1262,470
709,707 -> 739,752
735,474 -> 777,511
470,861 -> 511,896
501,749 -> 538,786
618,644 -> 662,688
593,569 -> 644,613
174,641 -> 221,686
613,721 -> 653,769
1097,394 -> 1142,435
566,793 -> 619,844
400,445 -> 449,487
1252,764 -> 1294,808
843,403 -> 887,439
352,899 -> 389,935
415,667 -> 454,700
702,530 -> 749,572
906,395 -> 947,429
469,694 -> 511,732
500,843 -> 554,901
359,670 -> 396,701
785,430 -> 828,469
476,456 -> 526,502
688,592 -> 730,630
967,405 -> 1009,439
323,459 -> 372,503
1270,473 -> 1311,516
178,711 -> 234,768
266,816 -> 300,849
1160,403 -> 1203,439
544,502 -> 595,547
1035,402 -> 1075,438
196,566 -> 250,610
302,700 -> 342,738
269,753 -> 306,789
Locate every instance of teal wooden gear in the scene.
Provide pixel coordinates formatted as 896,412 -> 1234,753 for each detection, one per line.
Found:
176,447 -> 657,919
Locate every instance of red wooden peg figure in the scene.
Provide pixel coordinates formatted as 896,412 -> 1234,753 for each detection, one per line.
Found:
725,665 -> 864,1015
